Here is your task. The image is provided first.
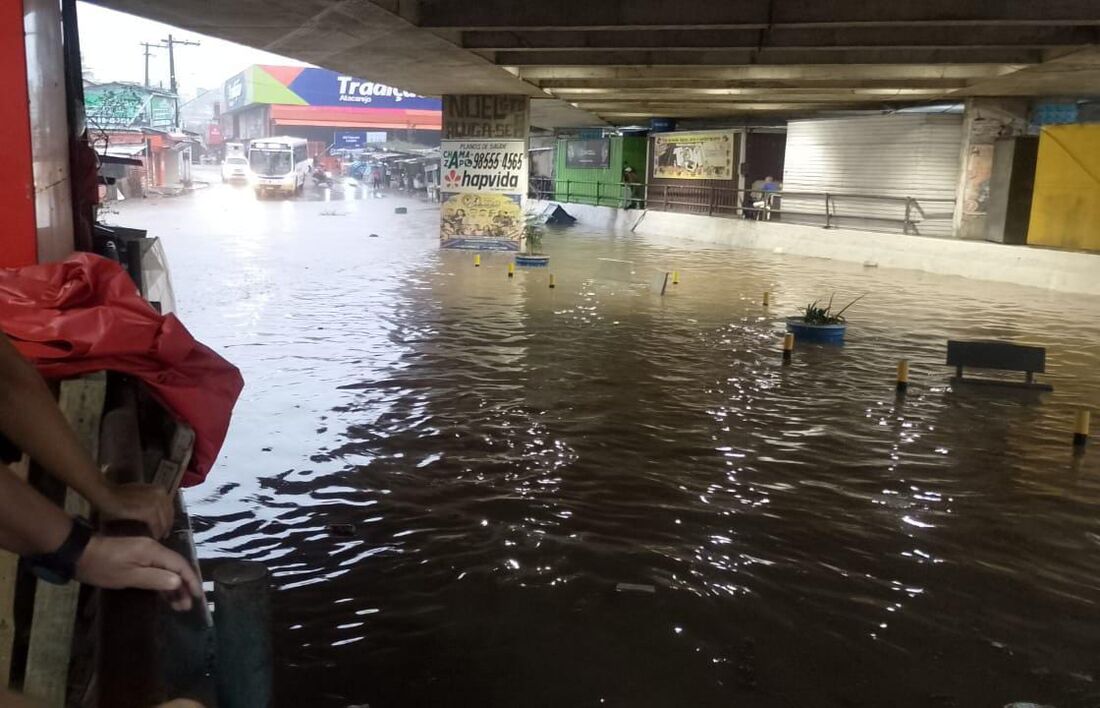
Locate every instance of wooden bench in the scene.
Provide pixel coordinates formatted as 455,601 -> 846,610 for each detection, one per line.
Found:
947,340 -> 1053,391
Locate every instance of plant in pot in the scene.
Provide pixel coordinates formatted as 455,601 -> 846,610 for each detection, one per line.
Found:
515,210 -> 550,267
786,293 -> 865,344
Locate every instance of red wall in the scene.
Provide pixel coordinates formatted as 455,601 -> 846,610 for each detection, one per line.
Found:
1,0 -> 39,268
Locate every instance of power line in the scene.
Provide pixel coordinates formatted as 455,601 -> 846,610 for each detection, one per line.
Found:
161,33 -> 200,128
139,41 -> 166,88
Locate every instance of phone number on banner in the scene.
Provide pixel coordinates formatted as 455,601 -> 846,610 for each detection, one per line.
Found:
443,149 -> 525,171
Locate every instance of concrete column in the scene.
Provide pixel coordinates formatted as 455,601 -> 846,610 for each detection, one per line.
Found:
952,98 -> 1028,240
439,95 -> 530,250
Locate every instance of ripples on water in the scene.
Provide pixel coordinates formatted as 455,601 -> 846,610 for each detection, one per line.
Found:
144,190 -> 1100,707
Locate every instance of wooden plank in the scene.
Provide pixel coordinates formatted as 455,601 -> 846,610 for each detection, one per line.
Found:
0,455 -> 30,687
23,375 -> 106,707
946,340 -> 1045,373
152,424 -> 194,494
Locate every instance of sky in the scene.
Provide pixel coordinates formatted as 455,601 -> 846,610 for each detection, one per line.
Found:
77,2 -> 308,98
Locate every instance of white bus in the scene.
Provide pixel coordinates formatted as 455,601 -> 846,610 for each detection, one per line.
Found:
248,137 -> 311,197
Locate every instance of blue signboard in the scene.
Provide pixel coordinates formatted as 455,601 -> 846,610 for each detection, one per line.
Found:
284,68 -> 441,111
335,131 -> 368,149
650,117 -> 677,133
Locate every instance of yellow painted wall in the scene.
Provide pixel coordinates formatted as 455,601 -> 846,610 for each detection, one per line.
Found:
1028,124 -> 1100,251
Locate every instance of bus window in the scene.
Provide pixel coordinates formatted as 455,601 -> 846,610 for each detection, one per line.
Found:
250,150 -> 293,176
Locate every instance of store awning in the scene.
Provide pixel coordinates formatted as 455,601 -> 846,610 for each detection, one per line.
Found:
270,104 -> 442,131
99,143 -> 147,157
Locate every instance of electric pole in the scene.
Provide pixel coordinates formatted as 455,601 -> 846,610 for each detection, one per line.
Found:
161,33 -> 200,128
140,41 -> 165,88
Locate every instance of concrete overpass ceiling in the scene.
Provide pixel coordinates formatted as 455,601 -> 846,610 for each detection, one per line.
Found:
89,0 -> 1100,126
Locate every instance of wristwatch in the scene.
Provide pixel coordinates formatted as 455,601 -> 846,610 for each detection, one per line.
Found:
25,517 -> 94,585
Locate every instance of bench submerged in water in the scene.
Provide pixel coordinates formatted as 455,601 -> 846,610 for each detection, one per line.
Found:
947,340 -> 1053,391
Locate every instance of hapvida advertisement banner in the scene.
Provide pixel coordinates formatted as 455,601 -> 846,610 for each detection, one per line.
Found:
440,140 -> 527,195
440,139 -> 528,250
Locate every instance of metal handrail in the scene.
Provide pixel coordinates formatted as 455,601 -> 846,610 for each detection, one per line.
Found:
528,177 -> 956,235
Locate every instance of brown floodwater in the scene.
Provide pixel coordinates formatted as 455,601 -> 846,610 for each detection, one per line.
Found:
110,176 -> 1100,707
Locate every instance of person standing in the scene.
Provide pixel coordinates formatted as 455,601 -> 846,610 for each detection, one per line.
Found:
622,165 -> 642,209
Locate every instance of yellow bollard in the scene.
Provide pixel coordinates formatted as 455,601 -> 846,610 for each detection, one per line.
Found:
1074,409 -> 1090,449
782,333 -> 794,365
474,254 -> 481,268
549,273 -> 556,289
508,262 -> 515,278
672,270 -> 680,285
763,291 -> 770,307
896,360 -> 910,395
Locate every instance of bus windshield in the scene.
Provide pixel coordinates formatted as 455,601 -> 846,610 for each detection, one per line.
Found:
250,150 -> 293,176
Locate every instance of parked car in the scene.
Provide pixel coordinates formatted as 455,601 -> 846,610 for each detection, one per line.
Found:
221,156 -> 250,183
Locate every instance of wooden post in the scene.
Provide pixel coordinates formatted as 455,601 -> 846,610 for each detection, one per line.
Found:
152,423 -> 195,494
24,375 -> 106,706
214,561 -> 272,708
1074,410 -> 1090,449
896,360 -> 910,395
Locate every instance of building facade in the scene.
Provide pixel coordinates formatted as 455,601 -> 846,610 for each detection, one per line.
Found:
84,81 -> 193,194
220,65 -> 442,148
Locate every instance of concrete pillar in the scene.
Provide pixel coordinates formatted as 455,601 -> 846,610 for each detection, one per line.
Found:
439,95 -> 530,250
952,98 -> 1028,240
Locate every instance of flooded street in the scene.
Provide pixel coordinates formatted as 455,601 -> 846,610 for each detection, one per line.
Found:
107,172 -> 1100,707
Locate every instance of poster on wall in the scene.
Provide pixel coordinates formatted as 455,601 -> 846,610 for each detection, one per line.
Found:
565,139 -> 610,168
442,95 -> 530,139
652,130 -> 736,180
440,139 -> 528,250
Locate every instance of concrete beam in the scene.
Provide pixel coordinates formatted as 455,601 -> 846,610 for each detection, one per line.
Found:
534,78 -> 974,90
956,45 -> 1100,96
591,104 -> 872,118
86,0 -> 607,128
578,101 -> 870,111
494,48 -> 1046,66
514,64 -> 1027,81
559,89 -> 948,102
418,0 -> 1100,30
463,26 -> 1099,51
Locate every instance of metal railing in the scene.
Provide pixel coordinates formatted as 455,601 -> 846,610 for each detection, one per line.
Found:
528,177 -> 956,237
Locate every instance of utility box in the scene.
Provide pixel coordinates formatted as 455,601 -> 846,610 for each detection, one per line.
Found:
985,136 -> 1038,245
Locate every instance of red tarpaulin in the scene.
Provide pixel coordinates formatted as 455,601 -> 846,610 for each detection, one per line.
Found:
0,253 -> 243,486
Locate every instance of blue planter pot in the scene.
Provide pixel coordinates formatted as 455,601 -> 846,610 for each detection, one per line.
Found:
786,317 -> 847,344
515,254 -> 550,268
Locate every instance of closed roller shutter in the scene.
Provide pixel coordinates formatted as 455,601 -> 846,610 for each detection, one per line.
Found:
781,114 -> 962,236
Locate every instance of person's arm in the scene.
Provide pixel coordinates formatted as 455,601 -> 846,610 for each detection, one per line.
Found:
0,467 -> 200,611
0,334 -> 172,537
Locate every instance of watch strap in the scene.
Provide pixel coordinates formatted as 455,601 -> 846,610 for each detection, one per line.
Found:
26,516 -> 94,585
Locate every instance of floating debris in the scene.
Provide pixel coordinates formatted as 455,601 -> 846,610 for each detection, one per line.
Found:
615,582 -> 656,593
327,523 -> 357,537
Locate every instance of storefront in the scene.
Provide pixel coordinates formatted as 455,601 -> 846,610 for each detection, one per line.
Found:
553,136 -> 647,207
220,65 -> 442,148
